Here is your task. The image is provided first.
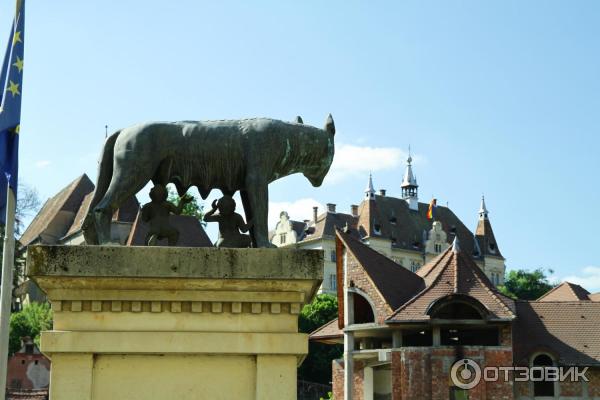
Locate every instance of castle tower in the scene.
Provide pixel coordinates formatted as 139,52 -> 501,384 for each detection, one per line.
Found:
401,149 -> 418,211
475,196 -> 506,285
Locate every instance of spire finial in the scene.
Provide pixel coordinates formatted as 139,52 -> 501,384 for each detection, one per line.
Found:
479,195 -> 489,219
365,172 -> 375,199
407,144 -> 412,164
452,236 -> 461,254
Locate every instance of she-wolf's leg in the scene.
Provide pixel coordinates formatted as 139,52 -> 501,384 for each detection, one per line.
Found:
94,168 -> 153,244
240,190 -> 254,247
241,182 -> 274,248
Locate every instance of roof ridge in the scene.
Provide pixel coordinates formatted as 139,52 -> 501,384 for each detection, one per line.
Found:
463,252 -> 515,317
335,229 -> 398,314
388,250 -> 454,319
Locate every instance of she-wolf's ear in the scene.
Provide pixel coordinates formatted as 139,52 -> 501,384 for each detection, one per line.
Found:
294,116 -> 304,124
325,113 -> 335,135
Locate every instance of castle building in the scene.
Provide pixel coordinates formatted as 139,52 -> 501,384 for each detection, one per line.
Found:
271,154 -> 506,294
311,229 -> 600,400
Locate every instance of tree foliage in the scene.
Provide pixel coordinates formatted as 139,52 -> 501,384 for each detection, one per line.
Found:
166,184 -> 205,225
498,268 -> 556,300
9,302 -> 52,355
298,294 -> 342,385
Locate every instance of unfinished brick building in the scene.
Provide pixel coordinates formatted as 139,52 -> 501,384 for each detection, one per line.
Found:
311,229 -> 600,400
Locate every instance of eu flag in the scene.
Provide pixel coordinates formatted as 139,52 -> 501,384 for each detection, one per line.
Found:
0,0 -> 25,225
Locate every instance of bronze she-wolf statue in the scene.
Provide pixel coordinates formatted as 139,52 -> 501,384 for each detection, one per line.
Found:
83,115 -> 335,247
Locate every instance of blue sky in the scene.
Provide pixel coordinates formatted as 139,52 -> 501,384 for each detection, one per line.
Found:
2,1 -> 599,290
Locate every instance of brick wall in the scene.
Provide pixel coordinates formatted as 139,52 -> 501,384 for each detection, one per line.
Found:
390,346 -> 513,400
587,368 -> 600,397
332,359 -> 365,400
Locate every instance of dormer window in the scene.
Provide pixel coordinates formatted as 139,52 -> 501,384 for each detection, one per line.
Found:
389,217 -> 397,225
488,242 -> 496,254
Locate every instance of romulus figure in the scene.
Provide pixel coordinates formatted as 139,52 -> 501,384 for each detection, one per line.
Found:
204,195 -> 252,248
141,184 -> 191,246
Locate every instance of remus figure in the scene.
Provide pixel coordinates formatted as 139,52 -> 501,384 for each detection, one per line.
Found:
141,184 -> 191,246
204,195 -> 252,248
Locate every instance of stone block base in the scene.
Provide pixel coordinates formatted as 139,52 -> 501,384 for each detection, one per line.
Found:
27,246 -> 323,400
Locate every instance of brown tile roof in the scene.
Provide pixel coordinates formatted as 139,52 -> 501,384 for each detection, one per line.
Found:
513,301 -> 600,366
126,210 -> 213,247
475,217 -> 503,258
336,228 -> 425,309
387,243 -> 515,322
303,211 -> 358,242
63,191 -> 94,238
20,174 -> 94,246
356,195 -> 478,256
537,281 -> 592,301
309,318 -> 343,343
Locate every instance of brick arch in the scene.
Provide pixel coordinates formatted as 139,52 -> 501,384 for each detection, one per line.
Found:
426,294 -> 489,320
349,287 -> 377,324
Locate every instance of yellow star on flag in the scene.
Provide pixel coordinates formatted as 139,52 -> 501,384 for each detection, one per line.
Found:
12,56 -> 23,73
11,125 -> 20,134
7,80 -> 20,97
12,30 -> 22,46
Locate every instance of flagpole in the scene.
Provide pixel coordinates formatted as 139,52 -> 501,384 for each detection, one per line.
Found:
0,185 -> 16,400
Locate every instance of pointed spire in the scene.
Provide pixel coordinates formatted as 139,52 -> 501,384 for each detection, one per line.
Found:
452,236 -> 461,254
365,173 -> 375,200
401,148 -> 417,188
401,147 -> 419,210
479,195 -> 489,220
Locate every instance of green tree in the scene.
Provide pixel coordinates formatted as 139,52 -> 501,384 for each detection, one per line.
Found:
166,185 -> 205,225
298,294 -> 342,384
9,302 -> 52,354
498,268 -> 556,300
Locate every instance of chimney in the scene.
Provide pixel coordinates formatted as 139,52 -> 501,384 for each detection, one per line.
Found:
379,189 -> 386,196
313,206 -> 318,223
350,204 -> 358,217
326,203 -> 336,213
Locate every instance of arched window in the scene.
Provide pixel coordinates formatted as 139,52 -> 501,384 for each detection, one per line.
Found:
428,296 -> 486,320
353,292 -> 375,324
532,354 -> 555,397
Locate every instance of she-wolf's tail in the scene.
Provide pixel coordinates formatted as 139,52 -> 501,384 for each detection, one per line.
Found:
82,130 -> 121,244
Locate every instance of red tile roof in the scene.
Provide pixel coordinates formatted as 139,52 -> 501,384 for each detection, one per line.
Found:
20,174 -> 94,246
537,281 -> 593,301
513,301 -> 600,366
386,243 -> 515,322
309,318 -> 343,343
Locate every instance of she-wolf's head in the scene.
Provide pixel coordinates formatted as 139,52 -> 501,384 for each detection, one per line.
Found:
303,114 -> 336,187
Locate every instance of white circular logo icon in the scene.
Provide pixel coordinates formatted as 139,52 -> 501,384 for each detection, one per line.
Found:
450,358 -> 481,389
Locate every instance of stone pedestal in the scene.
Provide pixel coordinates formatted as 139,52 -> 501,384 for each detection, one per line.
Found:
27,246 -> 322,400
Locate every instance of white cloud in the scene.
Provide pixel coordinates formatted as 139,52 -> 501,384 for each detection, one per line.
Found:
562,266 -> 600,293
34,160 -> 51,168
268,198 -> 324,229
325,144 -> 412,183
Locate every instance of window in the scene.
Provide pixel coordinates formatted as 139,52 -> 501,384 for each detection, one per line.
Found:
353,293 -> 375,324
329,274 -> 337,291
410,261 -> 420,272
441,327 -> 499,346
532,354 -> 555,397
434,243 -> 442,253
330,250 -> 336,262
373,224 -> 381,235
280,233 -> 287,244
